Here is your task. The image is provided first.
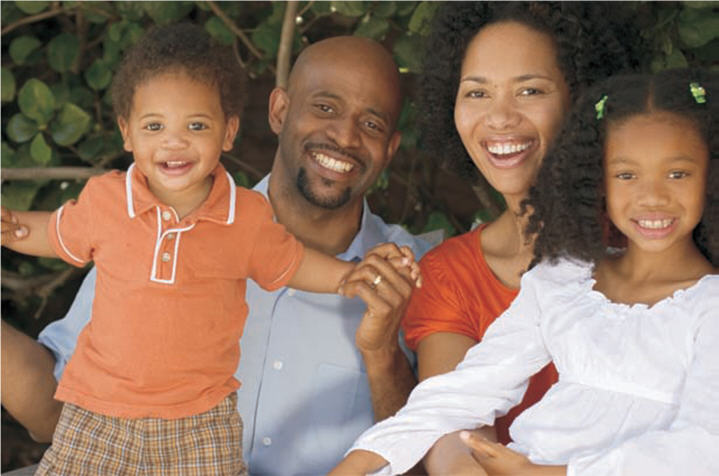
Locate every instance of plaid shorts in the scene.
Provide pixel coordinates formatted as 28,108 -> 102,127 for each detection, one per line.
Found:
35,393 -> 246,475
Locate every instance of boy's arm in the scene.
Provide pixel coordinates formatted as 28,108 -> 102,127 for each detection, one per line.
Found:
286,247 -> 355,293
1,207 -> 57,258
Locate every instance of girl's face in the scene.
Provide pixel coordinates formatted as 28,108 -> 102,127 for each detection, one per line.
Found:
604,112 -> 709,256
454,21 -> 570,205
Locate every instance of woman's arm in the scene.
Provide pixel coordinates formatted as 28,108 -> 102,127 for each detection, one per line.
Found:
328,449 -> 389,476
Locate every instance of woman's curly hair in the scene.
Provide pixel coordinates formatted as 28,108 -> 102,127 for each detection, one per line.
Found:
525,68 -> 719,267
420,2 -> 643,180
110,23 -> 246,120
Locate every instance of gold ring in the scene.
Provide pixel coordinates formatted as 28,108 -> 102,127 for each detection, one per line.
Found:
372,274 -> 382,287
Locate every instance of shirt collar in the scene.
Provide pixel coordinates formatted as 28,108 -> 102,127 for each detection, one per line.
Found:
125,163 -> 237,225
253,174 -> 376,261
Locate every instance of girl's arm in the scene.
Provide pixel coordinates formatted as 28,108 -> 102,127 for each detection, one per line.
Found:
1,207 -> 57,258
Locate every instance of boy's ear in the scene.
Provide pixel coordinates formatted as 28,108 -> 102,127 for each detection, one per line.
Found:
117,117 -> 133,152
222,115 -> 240,152
268,87 -> 289,135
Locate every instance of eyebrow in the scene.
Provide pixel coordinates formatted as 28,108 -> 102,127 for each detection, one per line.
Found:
137,113 -> 214,120
607,156 -> 700,166
460,73 -> 555,84
313,91 -> 390,124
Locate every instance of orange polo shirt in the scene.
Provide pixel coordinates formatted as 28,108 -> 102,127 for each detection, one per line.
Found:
402,226 -> 558,444
47,163 -> 304,419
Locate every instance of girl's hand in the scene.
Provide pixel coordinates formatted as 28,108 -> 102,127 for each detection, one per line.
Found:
460,431 -> 566,476
1,206 -> 28,245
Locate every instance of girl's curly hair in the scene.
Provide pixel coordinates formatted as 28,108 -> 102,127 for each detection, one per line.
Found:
525,68 -> 719,267
110,23 -> 246,120
420,2 -> 643,181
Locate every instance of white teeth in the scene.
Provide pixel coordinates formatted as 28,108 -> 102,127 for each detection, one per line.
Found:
487,142 -> 532,155
165,161 -> 188,168
637,219 -> 673,229
312,153 -> 354,173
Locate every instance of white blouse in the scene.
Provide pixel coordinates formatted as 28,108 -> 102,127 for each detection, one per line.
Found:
350,259 -> 719,475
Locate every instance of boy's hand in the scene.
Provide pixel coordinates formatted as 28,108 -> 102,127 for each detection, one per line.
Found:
1,206 -> 29,245
338,243 -> 421,353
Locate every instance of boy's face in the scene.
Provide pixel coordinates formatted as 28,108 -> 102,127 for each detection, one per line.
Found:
118,72 -> 239,209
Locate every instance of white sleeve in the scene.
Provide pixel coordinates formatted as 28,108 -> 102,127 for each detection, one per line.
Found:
37,267 -> 96,380
348,268 -> 553,474
568,296 -> 719,476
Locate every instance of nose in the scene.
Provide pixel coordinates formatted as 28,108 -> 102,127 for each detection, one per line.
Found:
326,115 -> 361,149
161,127 -> 190,150
485,95 -> 521,130
636,178 -> 670,207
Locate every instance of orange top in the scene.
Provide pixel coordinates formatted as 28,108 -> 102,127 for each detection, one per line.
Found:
402,226 -> 558,444
47,164 -> 304,419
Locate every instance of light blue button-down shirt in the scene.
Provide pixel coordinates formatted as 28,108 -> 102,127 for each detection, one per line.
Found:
39,174 -> 431,475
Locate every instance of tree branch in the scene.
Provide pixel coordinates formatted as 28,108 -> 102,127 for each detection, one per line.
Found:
1,167 -> 106,181
206,0 -> 269,68
1,3 -> 74,36
276,1 -> 299,88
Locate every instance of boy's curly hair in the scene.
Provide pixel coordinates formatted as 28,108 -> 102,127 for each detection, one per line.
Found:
420,2 -> 643,180
110,23 -> 246,120
525,68 -> 719,267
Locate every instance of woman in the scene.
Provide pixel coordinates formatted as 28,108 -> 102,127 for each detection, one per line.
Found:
401,2 -> 642,472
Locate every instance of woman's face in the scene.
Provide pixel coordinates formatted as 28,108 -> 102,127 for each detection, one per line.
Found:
454,21 -> 570,204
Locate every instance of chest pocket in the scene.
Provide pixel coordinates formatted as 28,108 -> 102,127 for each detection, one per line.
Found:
179,227 -> 248,280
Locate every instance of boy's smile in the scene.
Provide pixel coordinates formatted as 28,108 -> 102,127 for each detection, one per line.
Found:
118,72 -> 239,217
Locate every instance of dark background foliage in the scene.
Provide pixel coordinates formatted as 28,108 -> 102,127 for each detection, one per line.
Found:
1,1 -> 717,471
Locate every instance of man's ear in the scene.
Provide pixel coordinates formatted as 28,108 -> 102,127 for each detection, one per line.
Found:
268,87 -> 289,135
117,117 -> 133,152
222,115 -> 241,152
384,131 -> 402,165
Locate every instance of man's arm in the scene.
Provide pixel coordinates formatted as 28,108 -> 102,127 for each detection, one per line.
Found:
1,320 -> 62,442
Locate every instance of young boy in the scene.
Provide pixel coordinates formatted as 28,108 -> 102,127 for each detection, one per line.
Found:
1,24 -> 418,475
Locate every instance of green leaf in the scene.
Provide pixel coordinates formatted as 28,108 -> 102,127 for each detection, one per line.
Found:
422,211 -> 456,237
205,17 -> 235,45
354,15 -> 389,40
77,134 -> 106,161
69,86 -> 95,109
665,48 -> 688,68
143,1 -> 194,25
85,59 -> 113,90
2,67 -> 16,102
15,1 -> 49,14
50,103 -> 92,146
678,9 -> 719,47
252,20 -> 282,57
331,1 -> 366,17
0,181 -> 42,211
1,142 -> 16,168
374,1 -> 396,18
408,1 -> 439,36
18,79 -> 56,125
682,1 -> 717,9
30,133 -> 52,164
6,113 -> 39,143
9,35 -> 42,64
396,1 -> 417,17
47,33 -> 80,72
393,34 -> 423,73
310,2 -> 333,15
114,1 -> 145,21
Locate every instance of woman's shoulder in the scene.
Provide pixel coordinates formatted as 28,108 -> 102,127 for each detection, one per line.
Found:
421,226 -> 483,267
522,256 -> 594,289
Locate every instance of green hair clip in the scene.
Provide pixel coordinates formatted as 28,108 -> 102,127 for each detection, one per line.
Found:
690,82 -> 706,104
595,94 -> 608,120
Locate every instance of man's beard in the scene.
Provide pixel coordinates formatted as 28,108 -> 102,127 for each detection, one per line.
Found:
296,167 -> 352,209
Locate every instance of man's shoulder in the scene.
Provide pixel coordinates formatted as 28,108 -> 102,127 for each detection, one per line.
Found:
364,212 -> 439,258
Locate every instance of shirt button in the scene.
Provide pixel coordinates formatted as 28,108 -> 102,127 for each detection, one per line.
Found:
273,360 -> 283,370
287,289 -> 296,297
161,252 -> 172,262
262,437 -> 272,446
166,233 -> 175,240
162,210 -> 172,221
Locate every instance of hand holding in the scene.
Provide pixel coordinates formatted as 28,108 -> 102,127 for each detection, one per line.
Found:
1,206 -> 28,245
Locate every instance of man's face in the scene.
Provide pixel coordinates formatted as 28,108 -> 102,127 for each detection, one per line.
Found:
270,48 -> 401,210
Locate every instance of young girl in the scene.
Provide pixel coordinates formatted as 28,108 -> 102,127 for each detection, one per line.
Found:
331,67 -> 719,475
1,24 -> 418,475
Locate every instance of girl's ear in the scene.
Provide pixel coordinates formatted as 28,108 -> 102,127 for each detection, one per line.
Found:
222,115 -> 240,152
117,117 -> 133,152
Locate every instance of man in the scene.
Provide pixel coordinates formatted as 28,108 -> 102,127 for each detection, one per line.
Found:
1,36 -> 431,474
